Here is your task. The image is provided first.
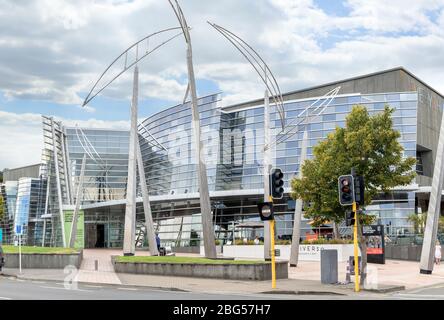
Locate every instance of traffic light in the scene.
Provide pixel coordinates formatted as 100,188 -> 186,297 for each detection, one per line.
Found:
338,175 -> 354,206
354,176 -> 365,205
345,210 -> 355,226
257,202 -> 274,221
270,168 -> 284,199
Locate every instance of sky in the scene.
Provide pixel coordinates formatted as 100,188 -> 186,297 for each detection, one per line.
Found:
1,0 -> 444,169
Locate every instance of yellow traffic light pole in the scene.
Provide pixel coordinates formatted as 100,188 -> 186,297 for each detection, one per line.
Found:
269,195 -> 276,289
353,201 -> 360,292
271,219 -> 276,289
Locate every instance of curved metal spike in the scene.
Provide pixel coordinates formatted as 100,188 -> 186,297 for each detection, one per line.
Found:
82,27 -> 184,107
208,21 -> 285,129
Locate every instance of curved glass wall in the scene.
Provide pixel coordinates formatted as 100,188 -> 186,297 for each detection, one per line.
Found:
138,91 -> 418,240
139,93 -> 222,196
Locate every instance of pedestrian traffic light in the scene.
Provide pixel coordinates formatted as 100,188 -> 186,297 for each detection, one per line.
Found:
345,210 -> 355,226
354,176 -> 365,205
338,175 -> 354,206
270,168 -> 284,199
257,202 -> 274,221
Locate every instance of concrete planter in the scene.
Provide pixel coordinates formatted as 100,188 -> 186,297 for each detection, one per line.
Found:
4,250 -> 83,269
112,257 -> 288,281
221,244 -> 358,262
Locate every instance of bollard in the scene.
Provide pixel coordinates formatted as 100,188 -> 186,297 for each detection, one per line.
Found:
95,260 -> 98,271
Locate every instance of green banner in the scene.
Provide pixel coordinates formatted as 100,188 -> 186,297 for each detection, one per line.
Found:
63,210 -> 85,248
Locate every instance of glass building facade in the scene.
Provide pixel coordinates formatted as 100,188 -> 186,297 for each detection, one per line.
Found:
3,68 -> 441,248
133,91 -> 419,245
65,127 -> 130,203
13,177 -> 47,245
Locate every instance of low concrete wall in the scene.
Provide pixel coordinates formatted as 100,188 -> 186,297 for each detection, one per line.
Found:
4,251 -> 83,269
385,244 -> 444,261
112,257 -> 288,281
220,244 -> 358,262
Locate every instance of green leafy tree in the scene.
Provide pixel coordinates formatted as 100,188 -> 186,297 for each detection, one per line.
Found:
408,212 -> 444,235
291,105 -> 416,284
0,193 -> 4,221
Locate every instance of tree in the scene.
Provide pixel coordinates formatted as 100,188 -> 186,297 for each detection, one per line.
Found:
291,105 -> 416,285
0,193 -> 4,221
407,213 -> 428,234
408,212 -> 444,235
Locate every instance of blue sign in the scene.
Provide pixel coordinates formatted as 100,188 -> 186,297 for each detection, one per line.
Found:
0,228 -> 2,242
15,225 -> 22,235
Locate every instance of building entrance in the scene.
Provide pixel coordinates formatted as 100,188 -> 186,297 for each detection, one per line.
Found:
96,224 -> 105,248
85,223 -> 108,248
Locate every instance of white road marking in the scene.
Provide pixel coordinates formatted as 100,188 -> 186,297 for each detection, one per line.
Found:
39,286 -> 91,292
395,293 -> 444,299
117,287 -> 138,291
32,281 -> 45,284
0,297 -> 12,300
85,285 -> 103,288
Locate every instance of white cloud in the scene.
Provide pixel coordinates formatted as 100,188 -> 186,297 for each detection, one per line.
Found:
2,0 -> 444,169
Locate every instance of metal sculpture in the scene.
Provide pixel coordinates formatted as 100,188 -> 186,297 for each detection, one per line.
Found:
83,28 -> 183,256
167,0 -> 217,259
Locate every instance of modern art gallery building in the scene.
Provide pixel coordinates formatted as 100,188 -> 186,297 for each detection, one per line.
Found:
1,67 -> 443,249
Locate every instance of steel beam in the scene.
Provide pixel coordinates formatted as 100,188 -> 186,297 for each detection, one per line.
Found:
187,45 -> 217,259
69,154 -> 86,248
290,130 -> 308,266
136,140 -> 159,256
420,110 -> 444,274
123,66 -> 139,256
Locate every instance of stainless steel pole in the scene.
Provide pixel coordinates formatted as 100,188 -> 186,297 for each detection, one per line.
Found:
420,110 -> 444,274
264,88 -> 271,260
123,66 -> 139,256
136,141 -> 159,256
69,154 -> 86,248
290,130 -> 308,266
186,44 -> 217,259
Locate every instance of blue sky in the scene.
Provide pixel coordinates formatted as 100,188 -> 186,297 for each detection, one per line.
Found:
0,0 -> 444,168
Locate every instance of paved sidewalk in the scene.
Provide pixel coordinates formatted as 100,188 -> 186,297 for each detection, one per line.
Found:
290,260 -> 444,290
2,248 -> 443,297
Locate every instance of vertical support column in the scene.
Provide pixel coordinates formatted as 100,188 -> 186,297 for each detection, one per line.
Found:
186,45 -> 217,259
123,66 -> 139,256
290,130 -> 308,266
69,154 -> 86,248
264,88 -> 272,260
136,141 -> 159,256
51,118 -> 67,248
420,110 -> 444,274
42,173 -> 50,247
61,129 -> 73,205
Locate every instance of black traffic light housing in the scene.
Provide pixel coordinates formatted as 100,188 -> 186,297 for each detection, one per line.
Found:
270,168 -> 284,199
345,210 -> 355,226
257,202 -> 274,221
338,175 -> 354,206
354,176 -> 365,205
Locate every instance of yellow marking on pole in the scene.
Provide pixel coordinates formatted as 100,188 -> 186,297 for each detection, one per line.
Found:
353,201 -> 360,292
270,219 -> 276,289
